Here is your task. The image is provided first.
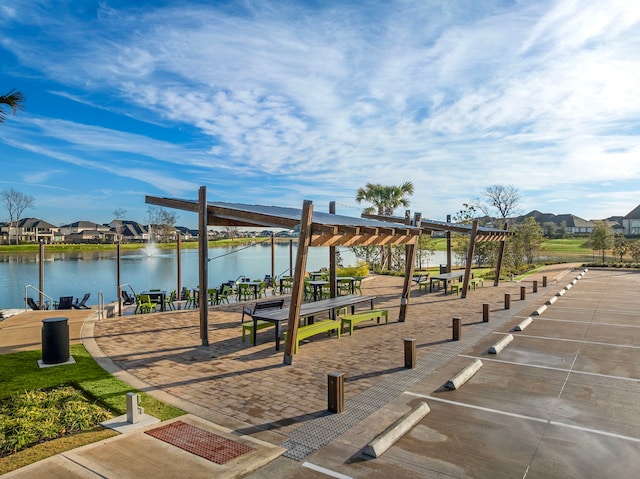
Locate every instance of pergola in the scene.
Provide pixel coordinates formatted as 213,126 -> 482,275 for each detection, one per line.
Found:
146,187 -> 512,364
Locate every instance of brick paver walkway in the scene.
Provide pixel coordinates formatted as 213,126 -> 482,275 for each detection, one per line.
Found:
93,265 -> 575,452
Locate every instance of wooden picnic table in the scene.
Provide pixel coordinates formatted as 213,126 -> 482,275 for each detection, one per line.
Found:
251,294 -> 376,350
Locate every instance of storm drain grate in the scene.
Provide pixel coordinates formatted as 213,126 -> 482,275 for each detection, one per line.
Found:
145,421 -> 254,464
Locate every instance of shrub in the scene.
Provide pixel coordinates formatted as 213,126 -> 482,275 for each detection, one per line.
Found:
0,386 -> 110,456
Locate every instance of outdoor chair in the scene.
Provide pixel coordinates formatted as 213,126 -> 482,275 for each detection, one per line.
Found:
257,281 -> 268,298
183,289 -> 195,309
164,290 -> 177,310
218,285 -> 232,304
27,297 -> 41,310
207,288 -> 218,305
122,290 -> 135,305
137,294 -> 158,314
338,279 -> 352,296
57,296 -> 74,310
72,293 -> 91,309
237,283 -> 253,301
353,277 -> 363,294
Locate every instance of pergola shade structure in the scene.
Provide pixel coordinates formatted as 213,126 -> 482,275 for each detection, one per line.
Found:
146,191 -> 512,364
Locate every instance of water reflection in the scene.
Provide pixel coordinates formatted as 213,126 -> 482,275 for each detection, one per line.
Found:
0,245 -> 371,309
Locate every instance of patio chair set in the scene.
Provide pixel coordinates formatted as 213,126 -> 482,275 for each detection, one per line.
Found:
26,293 -> 91,311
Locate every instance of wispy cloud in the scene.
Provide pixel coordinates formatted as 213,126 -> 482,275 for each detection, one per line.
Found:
1,0 -> 639,224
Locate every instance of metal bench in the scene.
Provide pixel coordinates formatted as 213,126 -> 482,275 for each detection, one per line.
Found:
283,320 -> 341,353
340,309 -> 389,335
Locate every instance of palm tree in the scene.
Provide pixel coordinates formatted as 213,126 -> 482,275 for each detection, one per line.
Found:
356,181 -> 415,269
356,181 -> 414,216
0,89 -> 25,123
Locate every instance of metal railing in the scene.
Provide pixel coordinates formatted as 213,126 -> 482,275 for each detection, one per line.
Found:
97,291 -> 105,319
24,284 -> 55,311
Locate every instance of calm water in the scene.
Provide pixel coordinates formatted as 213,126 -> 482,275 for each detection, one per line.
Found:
0,243 -> 364,310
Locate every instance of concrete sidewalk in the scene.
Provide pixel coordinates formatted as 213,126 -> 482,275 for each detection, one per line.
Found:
5,265 -> 638,478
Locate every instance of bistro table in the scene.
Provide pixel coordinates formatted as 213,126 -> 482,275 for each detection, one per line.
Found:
307,280 -> 329,301
429,272 -> 465,294
251,294 -> 376,350
141,290 -> 167,312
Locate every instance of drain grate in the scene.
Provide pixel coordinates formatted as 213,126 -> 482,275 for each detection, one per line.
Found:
145,421 -> 254,464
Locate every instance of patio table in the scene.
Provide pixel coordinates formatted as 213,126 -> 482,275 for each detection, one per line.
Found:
429,272 -> 465,294
250,294 -> 376,350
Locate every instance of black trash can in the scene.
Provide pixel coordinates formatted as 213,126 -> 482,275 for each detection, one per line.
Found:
440,264 -> 448,274
42,317 -> 69,364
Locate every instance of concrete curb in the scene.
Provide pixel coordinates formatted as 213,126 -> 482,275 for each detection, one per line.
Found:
445,359 -> 483,390
488,334 -> 513,354
514,317 -> 533,331
363,402 -> 430,458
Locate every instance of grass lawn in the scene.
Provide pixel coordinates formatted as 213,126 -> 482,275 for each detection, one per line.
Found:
0,344 -> 185,474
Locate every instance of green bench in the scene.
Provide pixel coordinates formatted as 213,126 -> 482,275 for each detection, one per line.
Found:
242,320 -> 275,342
340,309 -> 389,335
283,320 -> 341,353
470,278 -> 484,289
450,283 -> 466,295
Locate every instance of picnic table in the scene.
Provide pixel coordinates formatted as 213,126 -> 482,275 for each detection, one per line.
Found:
429,272 -> 465,294
250,294 -> 376,350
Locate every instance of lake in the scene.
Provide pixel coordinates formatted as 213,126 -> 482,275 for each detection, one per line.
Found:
0,243 -> 449,310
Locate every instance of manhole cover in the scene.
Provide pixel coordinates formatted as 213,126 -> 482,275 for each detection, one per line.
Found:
145,421 -> 254,464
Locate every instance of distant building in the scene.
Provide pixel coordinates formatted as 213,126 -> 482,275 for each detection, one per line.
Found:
0,218 -> 60,243
622,204 -> 640,236
59,220 -> 115,243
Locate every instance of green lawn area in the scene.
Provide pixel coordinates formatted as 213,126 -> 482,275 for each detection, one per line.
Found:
0,344 -> 185,474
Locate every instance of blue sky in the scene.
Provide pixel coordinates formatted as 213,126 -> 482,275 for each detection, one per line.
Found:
1,0 -> 640,229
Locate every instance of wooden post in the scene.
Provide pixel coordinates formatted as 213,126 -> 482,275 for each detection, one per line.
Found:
520,286 -> 526,300
404,338 -> 416,369
399,212 -> 421,322
284,200 -> 314,365
271,232 -> 275,291
39,240 -> 45,308
329,201 -> 337,299
483,303 -> 490,322
461,219 -> 478,298
446,214 -> 452,273
452,317 -> 461,341
542,276 -> 547,287
533,280 -> 538,293
494,222 -> 509,287
177,233 -> 182,301
504,293 -> 511,309
328,371 -> 344,413
117,240 -> 122,317
198,186 -> 209,346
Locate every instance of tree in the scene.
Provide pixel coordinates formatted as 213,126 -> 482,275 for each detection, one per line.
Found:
112,208 -> 127,242
355,181 -> 414,215
1,188 -> 35,244
613,233 -> 628,261
0,89 -> 25,123
590,221 -> 614,263
514,217 -> 544,265
147,206 -> 178,243
355,181 -> 414,270
629,241 -> 640,263
477,184 -> 521,220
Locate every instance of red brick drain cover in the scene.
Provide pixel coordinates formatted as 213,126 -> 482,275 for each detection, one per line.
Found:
145,421 -> 254,464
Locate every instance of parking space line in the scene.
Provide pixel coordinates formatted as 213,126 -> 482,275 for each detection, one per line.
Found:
302,462 -> 354,479
404,393 -> 640,444
501,333 -> 640,350
458,354 -> 640,383
532,317 -> 640,328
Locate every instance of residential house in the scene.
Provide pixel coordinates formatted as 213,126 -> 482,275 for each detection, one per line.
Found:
1,218 -> 60,243
622,204 -> 640,236
59,220 -> 115,243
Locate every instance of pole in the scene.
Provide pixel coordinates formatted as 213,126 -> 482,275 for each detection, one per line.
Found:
198,186 -> 209,346
177,233 -> 182,301
117,240 -> 122,317
38,240 -> 45,308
